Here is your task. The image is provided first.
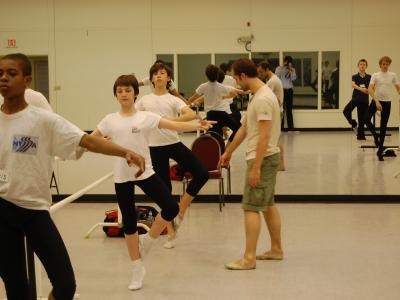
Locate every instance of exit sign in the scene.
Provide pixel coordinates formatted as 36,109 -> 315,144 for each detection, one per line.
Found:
7,39 -> 17,48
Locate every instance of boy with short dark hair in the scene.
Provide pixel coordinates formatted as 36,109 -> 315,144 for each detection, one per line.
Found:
342,59 -> 371,140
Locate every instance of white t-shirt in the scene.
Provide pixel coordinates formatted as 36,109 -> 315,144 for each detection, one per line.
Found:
370,71 -> 399,102
135,93 -> 187,146
243,85 -> 281,160
222,75 -> 237,105
141,76 -> 177,92
97,110 -> 161,183
266,74 -> 284,111
0,105 -> 85,210
0,88 -> 52,112
196,81 -> 235,113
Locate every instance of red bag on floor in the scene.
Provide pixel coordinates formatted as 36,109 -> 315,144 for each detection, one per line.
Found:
103,206 -> 167,237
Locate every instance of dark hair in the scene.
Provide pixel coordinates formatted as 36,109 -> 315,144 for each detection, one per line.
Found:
379,56 -> 392,65
149,62 -> 172,88
284,56 -> 293,64
232,58 -> 258,78
257,60 -> 272,71
358,59 -> 368,66
219,63 -> 230,74
113,74 -> 139,97
154,59 -> 166,64
205,64 -> 219,82
1,53 -> 32,76
217,68 -> 225,83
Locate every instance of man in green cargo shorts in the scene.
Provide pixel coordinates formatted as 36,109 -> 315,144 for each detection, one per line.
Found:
220,58 -> 284,270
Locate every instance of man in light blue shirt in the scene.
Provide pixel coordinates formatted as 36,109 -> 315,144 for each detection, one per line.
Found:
275,56 -> 297,130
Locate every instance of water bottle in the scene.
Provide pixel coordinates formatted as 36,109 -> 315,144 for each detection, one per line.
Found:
147,211 -> 154,225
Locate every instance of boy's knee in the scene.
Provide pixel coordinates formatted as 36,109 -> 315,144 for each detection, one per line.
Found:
161,202 -> 179,221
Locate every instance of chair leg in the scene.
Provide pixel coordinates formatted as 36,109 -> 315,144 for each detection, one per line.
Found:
227,167 -> 231,195
222,178 -> 225,207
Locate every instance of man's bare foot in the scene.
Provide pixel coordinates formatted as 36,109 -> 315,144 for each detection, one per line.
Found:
256,250 -> 284,260
225,258 -> 256,270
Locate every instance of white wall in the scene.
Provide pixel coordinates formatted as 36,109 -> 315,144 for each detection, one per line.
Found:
1,0 -> 399,194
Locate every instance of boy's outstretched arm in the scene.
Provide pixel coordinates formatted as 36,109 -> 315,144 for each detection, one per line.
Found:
79,134 -> 145,177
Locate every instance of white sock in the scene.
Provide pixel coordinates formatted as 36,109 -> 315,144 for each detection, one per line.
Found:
129,259 -> 145,291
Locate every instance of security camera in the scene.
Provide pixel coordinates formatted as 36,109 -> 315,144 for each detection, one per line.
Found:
237,34 -> 254,44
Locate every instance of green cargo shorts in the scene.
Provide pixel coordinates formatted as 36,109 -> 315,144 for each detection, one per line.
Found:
242,153 -> 279,211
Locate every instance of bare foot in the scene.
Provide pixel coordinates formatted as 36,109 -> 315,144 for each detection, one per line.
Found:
225,258 -> 256,270
256,250 -> 284,260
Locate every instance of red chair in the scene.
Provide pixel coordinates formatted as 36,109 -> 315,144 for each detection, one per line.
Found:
207,131 -> 231,194
184,133 -> 225,211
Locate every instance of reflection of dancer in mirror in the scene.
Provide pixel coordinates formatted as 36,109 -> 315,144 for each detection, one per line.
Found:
220,62 -> 242,126
275,56 -> 296,130
136,63 -> 210,251
92,74 -> 214,290
188,64 -> 242,143
221,59 -> 283,270
257,61 -> 286,171
365,56 -> 400,161
0,53 -> 146,300
342,59 -> 371,140
138,59 -> 188,104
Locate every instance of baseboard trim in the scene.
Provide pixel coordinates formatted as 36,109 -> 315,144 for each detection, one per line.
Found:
52,194 -> 400,204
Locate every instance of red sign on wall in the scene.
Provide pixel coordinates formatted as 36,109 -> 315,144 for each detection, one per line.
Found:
7,39 -> 17,48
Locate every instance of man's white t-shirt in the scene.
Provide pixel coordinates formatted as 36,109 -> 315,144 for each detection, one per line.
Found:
370,71 -> 399,102
0,88 -> 52,112
0,105 -> 85,210
244,85 -> 281,160
141,77 -> 177,92
266,74 -> 284,111
135,93 -> 187,146
97,111 -> 161,183
196,81 -> 235,113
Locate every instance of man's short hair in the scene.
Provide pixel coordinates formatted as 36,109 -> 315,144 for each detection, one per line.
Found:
257,60 -> 272,71
232,59 -> 258,78
284,56 -> 293,64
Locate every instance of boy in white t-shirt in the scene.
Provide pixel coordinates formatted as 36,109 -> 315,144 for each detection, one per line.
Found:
0,53 -> 145,300
220,59 -> 283,270
92,74 -> 214,290
365,56 -> 400,161
188,64 -> 241,142
136,63 -> 210,249
138,59 -> 188,104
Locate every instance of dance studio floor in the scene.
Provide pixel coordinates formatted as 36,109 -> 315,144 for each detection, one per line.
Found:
1,131 -> 400,299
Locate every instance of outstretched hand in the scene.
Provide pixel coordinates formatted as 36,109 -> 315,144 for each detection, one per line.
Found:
126,152 -> 146,178
199,119 -> 217,131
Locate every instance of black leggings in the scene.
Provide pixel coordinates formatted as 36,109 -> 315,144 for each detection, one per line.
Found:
0,198 -> 76,300
342,98 -> 368,137
365,100 -> 391,150
149,142 -> 209,196
206,110 -> 240,142
115,174 -> 179,235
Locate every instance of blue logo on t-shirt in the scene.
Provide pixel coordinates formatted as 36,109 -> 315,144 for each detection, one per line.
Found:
12,136 -> 39,155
